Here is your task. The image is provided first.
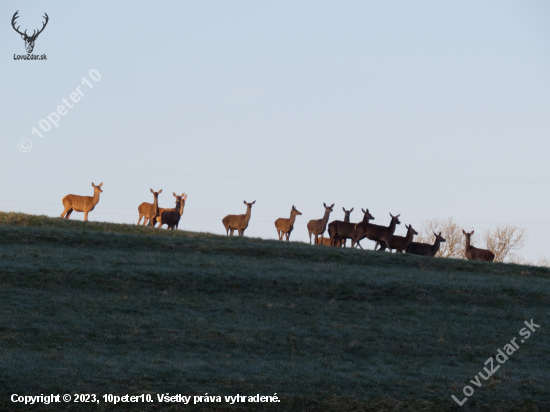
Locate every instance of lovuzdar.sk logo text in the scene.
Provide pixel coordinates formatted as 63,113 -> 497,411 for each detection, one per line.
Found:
12,10 -> 48,60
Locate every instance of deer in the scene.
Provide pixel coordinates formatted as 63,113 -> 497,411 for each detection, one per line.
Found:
156,193 -> 187,230
406,232 -> 446,257
328,208 -> 373,249
12,11 -> 49,54
379,224 -> 418,253
462,230 -> 495,262
274,205 -> 302,241
332,207 -> 353,247
307,203 -> 334,245
352,213 -> 401,250
137,189 -> 162,226
222,200 -> 256,236
61,182 -> 103,222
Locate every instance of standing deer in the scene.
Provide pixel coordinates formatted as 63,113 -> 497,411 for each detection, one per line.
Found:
328,208 -> 373,249
61,182 -> 103,222
156,193 -> 187,229
274,205 -> 302,241
137,189 -> 162,226
353,213 -> 401,249
379,224 -> 418,253
462,230 -> 495,262
222,200 -> 256,236
336,207 -> 354,247
307,203 -> 334,245
406,232 -> 446,257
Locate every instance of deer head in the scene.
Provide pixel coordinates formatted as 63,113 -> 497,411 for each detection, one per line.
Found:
434,232 -> 446,243
405,224 -> 418,236
92,182 -> 103,194
292,205 -> 302,215
12,11 -> 49,53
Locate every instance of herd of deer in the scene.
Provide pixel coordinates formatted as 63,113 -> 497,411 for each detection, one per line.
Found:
59,183 -> 495,262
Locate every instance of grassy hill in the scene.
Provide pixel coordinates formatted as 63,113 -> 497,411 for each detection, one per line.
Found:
0,212 -> 548,411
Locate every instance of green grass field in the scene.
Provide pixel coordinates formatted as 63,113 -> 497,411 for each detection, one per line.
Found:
0,212 -> 548,411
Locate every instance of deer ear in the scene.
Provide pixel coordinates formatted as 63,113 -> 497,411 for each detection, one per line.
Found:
462,230 -> 466,235
244,200 -> 247,205
350,208 -> 354,212
150,189 -> 154,193
323,203 -> 327,207
471,230 -> 474,235
159,189 -> 163,193
396,214 -> 400,218
92,183 -> 95,187
98,183 -> 103,187
183,194 -> 187,200
342,207 -> 345,212
173,192 -> 177,197
390,213 -> 393,217
252,200 -> 256,204
330,203 -> 334,208
362,208 -> 365,213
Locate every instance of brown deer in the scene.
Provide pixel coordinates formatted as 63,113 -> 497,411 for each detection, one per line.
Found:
156,193 -> 187,230
379,224 -> 418,253
307,203 -> 334,245
318,237 -> 333,246
406,232 -> 446,257
137,189 -> 162,226
328,208 -> 373,248
274,205 -> 302,241
222,200 -> 256,236
61,182 -> 103,221
337,207 -> 354,247
463,230 -> 495,262
353,212 -> 401,249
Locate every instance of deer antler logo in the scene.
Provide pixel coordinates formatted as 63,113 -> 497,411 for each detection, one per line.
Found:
11,11 -> 49,54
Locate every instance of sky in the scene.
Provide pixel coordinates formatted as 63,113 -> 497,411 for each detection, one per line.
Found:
1,1 -> 549,261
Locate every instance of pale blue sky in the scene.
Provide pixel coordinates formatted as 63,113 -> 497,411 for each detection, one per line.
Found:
1,1 -> 549,260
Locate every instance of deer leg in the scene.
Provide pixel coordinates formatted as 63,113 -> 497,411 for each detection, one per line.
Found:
137,215 -> 142,225
84,212 -> 88,222
356,241 -> 363,250
65,209 -> 73,219
286,233 -> 290,241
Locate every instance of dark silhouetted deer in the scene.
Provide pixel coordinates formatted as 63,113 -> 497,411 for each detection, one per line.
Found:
222,200 -> 256,236
156,193 -> 187,230
275,205 -> 302,241
61,182 -> 103,222
307,203 -> 334,245
406,232 -> 446,257
137,189 -> 162,226
353,213 -> 401,249
328,208 -> 373,248
462,230 -> 495,262
379,224 -> 418,253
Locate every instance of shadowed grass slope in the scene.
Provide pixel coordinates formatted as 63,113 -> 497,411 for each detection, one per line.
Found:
0,212 -> 549,411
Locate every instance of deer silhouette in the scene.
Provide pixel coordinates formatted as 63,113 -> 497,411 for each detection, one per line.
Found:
462,230 -> 495,262
61,182 -> 103,222
406,232 -> 446,257
353,213 -> 401,249
12,11 -> 49,53
379,224 -> 418,253
156,193 -> 186,230
328,208 -> 373,248
274,205 -> 302,241
222,201 -> 256,236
